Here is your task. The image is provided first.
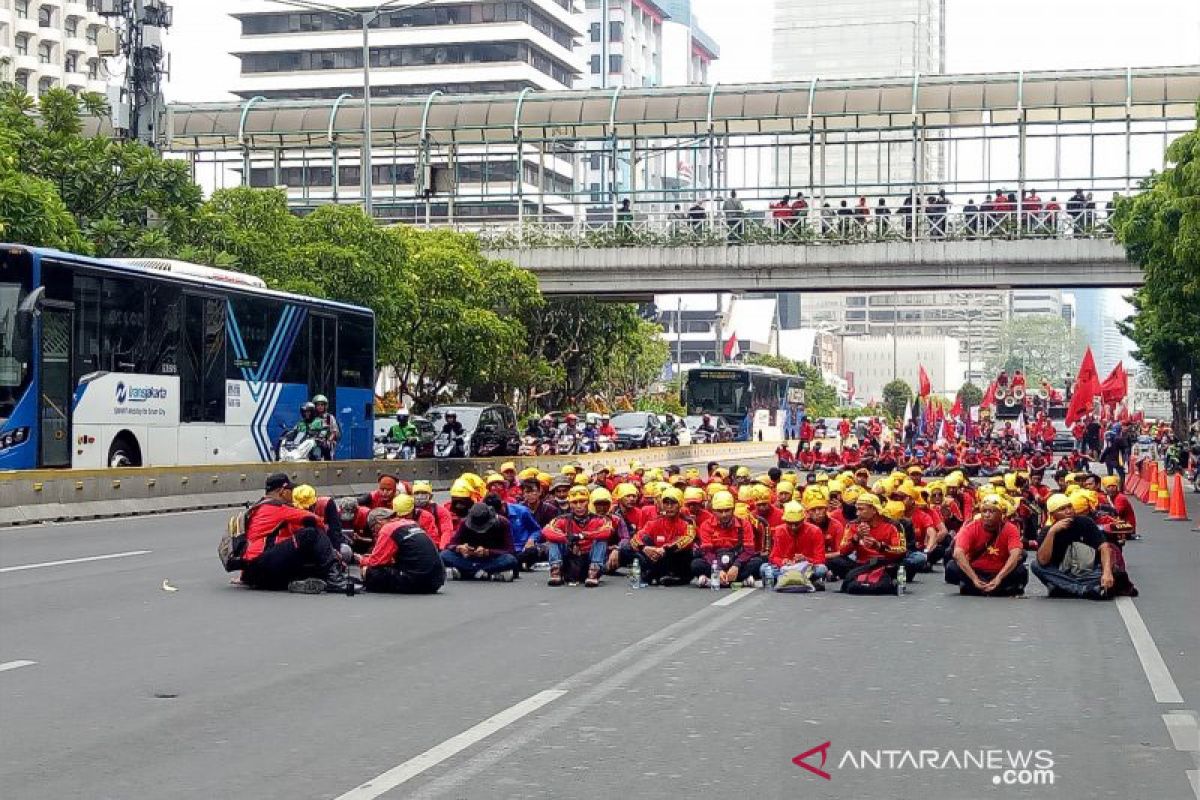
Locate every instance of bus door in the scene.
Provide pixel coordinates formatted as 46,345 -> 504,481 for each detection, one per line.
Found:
38,302 -> 73,467
308,311 -> 337,417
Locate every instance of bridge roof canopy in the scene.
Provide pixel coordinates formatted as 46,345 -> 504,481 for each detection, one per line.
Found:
161,65 -> 1200,151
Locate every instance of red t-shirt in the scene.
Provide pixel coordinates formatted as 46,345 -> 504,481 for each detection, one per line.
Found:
954,519 -> 1022,573
768,522 -> 826,566
909,508 -> 938,549
839,516 -> 905,562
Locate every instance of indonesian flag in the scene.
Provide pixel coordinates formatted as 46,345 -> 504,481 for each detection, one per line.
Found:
1100,362 -> 1128,405
918,364 -> 932,398
723,331 -> 740,360
1066,347 -> 1102,425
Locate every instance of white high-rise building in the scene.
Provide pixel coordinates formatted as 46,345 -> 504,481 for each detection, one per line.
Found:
0,0 -> 111,97
228,1 -> 584,221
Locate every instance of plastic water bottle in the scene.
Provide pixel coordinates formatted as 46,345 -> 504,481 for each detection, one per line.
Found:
710,559 -> 721,591
762,566 -> 775,592
629,557 -> 642,589
896,563 -> 908,595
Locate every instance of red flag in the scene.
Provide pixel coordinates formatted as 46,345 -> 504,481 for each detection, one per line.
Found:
981,379 -> 997,408
950,393 -> 963,419
722,331 -> 740,360
918,365 -> 931,397
1066,347 -> 1101,425
1099,363 -> 1128,405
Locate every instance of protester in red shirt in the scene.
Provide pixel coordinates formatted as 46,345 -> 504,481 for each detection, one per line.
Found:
632,488 -> 696,585
239,473 -> 349,593
359,474 -> 406,510
542,485 -> 612,587
361,506 -> 445,594
694,491 -> 759,587
827,493 -> 905,581
764,501 -> 829,587
946,495 -> 1028,596
1101,475 -> 1137,537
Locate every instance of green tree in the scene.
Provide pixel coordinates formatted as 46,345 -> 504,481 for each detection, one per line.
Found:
0,87 -> 202,256
957,381 -> 983,408
984,315 -> 1088,384
883,379 -> 913,420
1113,103 -> 1200,436
598,318 -> 670,402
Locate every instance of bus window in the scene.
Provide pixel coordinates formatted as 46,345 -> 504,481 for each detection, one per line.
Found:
308,314 -> 337,402
145,283 -> 181,375
181,295 -> 227,424
0,250 -> 32,424
227,294 -> 284,378
337,314 -> 374,389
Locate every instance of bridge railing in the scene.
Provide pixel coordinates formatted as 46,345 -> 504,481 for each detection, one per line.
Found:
430,209 -> 1118,249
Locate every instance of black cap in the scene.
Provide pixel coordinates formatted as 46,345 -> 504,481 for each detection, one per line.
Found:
464,503 -> 496,534
265,472 -> 293,492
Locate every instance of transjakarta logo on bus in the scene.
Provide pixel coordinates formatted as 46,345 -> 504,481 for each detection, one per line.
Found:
115,382 -> 168,404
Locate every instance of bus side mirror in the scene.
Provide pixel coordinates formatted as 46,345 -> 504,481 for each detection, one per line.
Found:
13,287 -> 44,364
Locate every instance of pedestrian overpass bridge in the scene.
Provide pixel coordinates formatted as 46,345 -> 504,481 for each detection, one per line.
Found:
479,234 -> 1136,296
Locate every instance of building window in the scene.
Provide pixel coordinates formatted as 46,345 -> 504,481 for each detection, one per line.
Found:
15,70 -> 29,91
608,54 -> 622,73
38,41 -> 53,64
589,54 -> 600,74
589,21 -> 600,42
37,76 -> 53,95
87,58 -> 99,79
15,33 -> 30,56
64,52 -> 78,72
86,25 -> 97,44
609,21 -> 623,42
37,4 -> 52,27
15,1 -> 29,20
65,17 -> 78,38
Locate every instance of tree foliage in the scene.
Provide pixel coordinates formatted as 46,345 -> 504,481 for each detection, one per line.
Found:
1113,104 -> 1200,436
883,379 -> 914,420
984,314 -> 1088,384
957,381 -> 984,408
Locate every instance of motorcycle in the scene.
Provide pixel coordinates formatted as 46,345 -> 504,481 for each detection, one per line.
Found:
555,433 -> 578,455
434,432 -> 466,459
671,426 -> 692,446
278,428 -> 327,462
518,435 -> 541,457
595,434 -> 616,453
374,438 -> 417,460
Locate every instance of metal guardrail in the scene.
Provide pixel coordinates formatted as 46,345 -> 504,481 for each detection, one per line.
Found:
437,209 -> 1117,250
0,442 -> 779,527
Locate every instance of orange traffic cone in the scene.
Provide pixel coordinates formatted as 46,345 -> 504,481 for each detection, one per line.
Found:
1154,469 -> 1171,513
1124,465 -> 1138,495
1167,473 -> 1190,522
1138,462 -> 1155,504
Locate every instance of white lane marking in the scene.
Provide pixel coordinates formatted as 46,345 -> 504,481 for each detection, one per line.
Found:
712,586 -> 758,607
1115,596 -> 1184,704
0,660 -> 37,673
1164,712 -> 1200,752
334,689 -> 567,800
1187,770 -> 1199,800
0,550 -> 152,574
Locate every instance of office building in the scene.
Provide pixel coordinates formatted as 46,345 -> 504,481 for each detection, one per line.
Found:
840,334 -> 964,402
0,0 -> 111,97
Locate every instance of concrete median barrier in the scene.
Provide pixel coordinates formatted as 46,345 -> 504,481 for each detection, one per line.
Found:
0,442 -> 779,526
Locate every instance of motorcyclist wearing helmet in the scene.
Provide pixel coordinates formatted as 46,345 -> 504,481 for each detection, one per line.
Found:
441,412 -> 465,438
311,395 -> 340,456
597,415 -> 617,438
697,414 -> 717,435
286,402 -> 330,460
387,409 -> 420,458
559,413 -> 580,436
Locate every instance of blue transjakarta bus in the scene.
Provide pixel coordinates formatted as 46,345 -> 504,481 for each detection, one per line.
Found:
683,365 -> 806,441
0,245 -> 376,469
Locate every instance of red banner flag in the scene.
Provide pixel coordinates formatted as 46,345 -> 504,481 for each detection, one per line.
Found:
918,365 -> 931,397
1100,362 -> 1128,405
950,393 -> 963,419
981,380 -> 997,408
1066,347 -> 1101,425
722,331 -> 740,360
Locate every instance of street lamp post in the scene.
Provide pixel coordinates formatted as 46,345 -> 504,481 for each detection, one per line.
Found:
269,0 -> 438,219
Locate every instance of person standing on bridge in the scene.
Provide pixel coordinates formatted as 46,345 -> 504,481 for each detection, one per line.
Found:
723,190 -> 745,243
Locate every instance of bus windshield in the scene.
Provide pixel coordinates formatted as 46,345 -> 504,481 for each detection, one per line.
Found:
0,253 -> 32,425
685,370 -> 748,416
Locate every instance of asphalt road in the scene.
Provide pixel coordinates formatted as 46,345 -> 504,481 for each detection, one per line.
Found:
1,462 -> 1198,800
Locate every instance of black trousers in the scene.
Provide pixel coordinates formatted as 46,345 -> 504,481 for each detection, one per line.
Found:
826,555 -> 860,580
363,567 -> 443,594
242,527 -> 336,590
635,549 -> 693,583
517,543 -> 549,572
690,555 -> 763,582
945,561 -> 1029,596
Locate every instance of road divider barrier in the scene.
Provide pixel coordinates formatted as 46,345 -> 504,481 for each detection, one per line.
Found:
0,442 -> 780,527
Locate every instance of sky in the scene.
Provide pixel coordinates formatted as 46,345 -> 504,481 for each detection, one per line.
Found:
166,0 -> 1200,101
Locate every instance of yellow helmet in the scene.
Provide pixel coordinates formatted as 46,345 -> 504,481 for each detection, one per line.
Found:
883,500 -> 907,521
589,487 -> 613,506
1046,493 -> 1073,514
815,471 -> 829,484
449,479 -> 474,499
629,460 -> 645,473
573,473 -> 590,486
737,485 -> 756,503
518,467 -> 539,482
683,487 -> 707,504
781,471 -> 799,484
944,471 -> 966,488
613,483 -> 639,501
412,480 -> 433,495
736,466 -> 752,478
711,490 -> 736,511
751,485 -> 771,503
1003,473 -> 1019,492
536,472 -> 553,487
292,484 -> 317,509
392,494 -> 415,516
1100,475 -> 1120,489
500,461 -> 517,474
706,482 -> 725,498
782,501 -> 805,523
561,465 -> 577,476
841,485 -> 862,504
827,478 -> 846,494
485,473 -> 506,487
733,503 -> 751,519
776,480 -> 795,497
643,481 -> 663,499
684,467 -> 701,480
1070,492 -> 1091,514
661,487 -> 684,505
856,492 -> 884,511
567,485 -> 591,502
802,490 -> 829,511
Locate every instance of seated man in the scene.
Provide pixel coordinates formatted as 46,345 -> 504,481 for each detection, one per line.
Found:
693,490 -> 759,588
361,505 -> 445,594
239,473 -> 350,593
541,486 -> 612,587
440,503 -> 520,582
945,494 -> 1028,596
1101,474 -> 1137,537
358,474 -> 403,510
1031,494 -> 1137,599
412,480 -> 454,549
762,500 -> 828,590
827,493 -> 906,585
631,488 -> 696,586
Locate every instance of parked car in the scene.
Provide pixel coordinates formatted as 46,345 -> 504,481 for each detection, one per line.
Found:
426,403 -> 520,457
611,412 -> 669,449
685,415 -> 734,443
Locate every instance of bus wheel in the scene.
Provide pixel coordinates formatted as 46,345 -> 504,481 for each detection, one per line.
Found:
108,434 -> 142,468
